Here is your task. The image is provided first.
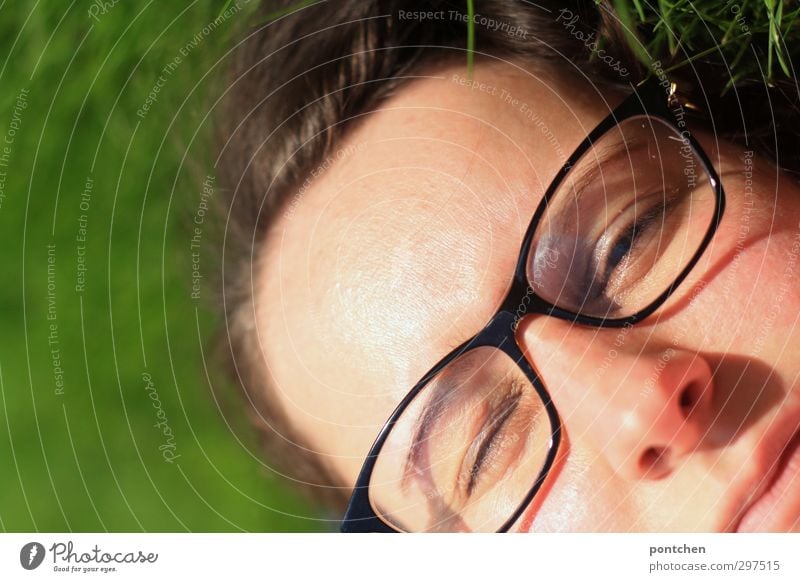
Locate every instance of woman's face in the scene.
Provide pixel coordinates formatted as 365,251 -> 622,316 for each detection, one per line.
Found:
256,60 -> 800,532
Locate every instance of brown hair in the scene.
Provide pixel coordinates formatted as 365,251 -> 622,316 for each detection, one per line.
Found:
214,0 -> 796,514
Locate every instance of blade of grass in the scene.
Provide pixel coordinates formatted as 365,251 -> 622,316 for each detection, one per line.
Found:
611,0 -> 651,64
663,32 -> 754,74
657,0 -> 678,55
766,0 -> 776,78
772,0 -> 791,76
217,0 -> 234,21
255,0 -> 324,27
632,0 -> 646,21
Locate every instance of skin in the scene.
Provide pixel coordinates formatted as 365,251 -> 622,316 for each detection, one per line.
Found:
256,59 -> 800,531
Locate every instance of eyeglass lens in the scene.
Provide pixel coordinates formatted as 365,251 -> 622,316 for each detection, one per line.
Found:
528,115 -> 716,319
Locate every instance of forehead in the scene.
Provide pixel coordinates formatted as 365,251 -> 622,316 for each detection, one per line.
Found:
257,61 -> 617,476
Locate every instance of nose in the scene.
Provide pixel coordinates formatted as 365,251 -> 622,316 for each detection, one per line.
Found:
517,315 -> 715,480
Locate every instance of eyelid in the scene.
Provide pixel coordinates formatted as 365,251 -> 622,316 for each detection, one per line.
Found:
596,193 -> 669,264
464,390 -> 521,496
594,191 -> 683,302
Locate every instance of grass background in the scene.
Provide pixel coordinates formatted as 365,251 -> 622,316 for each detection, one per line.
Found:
0,1 -> 328,532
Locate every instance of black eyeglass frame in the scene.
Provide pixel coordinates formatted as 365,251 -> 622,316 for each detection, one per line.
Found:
341,76 -> 726,533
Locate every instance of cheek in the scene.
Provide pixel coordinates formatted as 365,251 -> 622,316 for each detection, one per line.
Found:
520,449 -> 637,532
708,227 -> 800,350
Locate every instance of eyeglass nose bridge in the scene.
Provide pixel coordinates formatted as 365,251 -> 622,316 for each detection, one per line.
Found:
478,295 -> 555,359
495,276 -> 597,339
497,275 -> 550,320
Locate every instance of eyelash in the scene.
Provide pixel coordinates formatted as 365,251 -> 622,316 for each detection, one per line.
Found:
589,194 -> 673,301
464,387 -> 524,496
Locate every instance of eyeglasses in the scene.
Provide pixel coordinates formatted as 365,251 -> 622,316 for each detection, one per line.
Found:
341,76 -> 726,532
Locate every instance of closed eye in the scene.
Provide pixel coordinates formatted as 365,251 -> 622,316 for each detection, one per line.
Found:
465,391 -> 520,495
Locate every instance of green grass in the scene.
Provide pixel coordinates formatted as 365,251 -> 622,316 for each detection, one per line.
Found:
0,1 -> 328,532
607,0 -> 800,88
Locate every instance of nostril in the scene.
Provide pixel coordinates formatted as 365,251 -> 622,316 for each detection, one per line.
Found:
639,446 -> 671,478
678,381 -> 702,418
